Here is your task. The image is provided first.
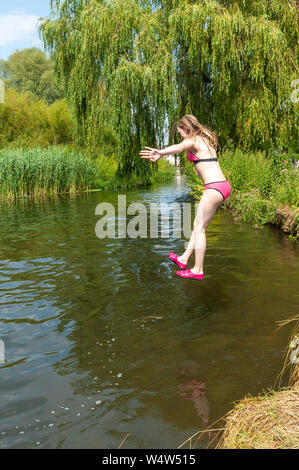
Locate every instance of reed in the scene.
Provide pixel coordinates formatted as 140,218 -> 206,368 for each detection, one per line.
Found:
0,147 -> 99,199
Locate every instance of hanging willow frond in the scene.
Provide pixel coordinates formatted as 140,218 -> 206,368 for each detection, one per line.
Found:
38,0 -> 298,182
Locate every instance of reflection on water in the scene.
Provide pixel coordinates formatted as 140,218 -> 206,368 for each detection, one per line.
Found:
0,175 -> 298,448
176,360 -> 209,425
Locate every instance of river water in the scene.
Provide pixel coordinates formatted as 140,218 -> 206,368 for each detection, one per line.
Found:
0,173 -> 298,449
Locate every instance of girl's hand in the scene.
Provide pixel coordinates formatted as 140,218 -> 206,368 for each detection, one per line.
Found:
139,147 -> 162,162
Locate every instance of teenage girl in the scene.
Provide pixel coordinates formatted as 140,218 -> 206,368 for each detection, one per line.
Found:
139,114 -> 231,281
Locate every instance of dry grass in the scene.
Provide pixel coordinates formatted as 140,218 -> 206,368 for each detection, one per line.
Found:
214,315 -> 299,449
215,385 -> 299,449
178,315 -> 299,449
275,314 -> 299,388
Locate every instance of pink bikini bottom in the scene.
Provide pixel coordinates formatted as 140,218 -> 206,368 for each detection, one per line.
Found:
204,180 -> 231,201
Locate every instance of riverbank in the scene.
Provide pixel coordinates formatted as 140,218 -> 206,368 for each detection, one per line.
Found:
180,316 -> 299,449
0,147 -> 98,201
215,384 -> 299,449
184,149 -> 299,241
1,146 -> 298,242
215,316 -> 299,449
0,146 -> 176,201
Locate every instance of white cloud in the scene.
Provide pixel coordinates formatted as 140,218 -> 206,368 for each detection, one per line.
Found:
0,12 -> 40,47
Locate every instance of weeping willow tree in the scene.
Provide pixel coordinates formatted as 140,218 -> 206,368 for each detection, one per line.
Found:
38,0 -> 298,184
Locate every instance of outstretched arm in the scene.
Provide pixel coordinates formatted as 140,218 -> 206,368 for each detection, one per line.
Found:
140,139 -> 194,162
160,139 -> 194,156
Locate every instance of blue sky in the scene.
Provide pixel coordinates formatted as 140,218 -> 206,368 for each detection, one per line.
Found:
0,1 -> 52,60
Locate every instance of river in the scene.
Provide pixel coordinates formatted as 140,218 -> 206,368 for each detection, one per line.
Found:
0,173 -> 298,448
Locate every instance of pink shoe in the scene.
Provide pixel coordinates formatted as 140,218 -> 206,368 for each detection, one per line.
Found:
169,252 -> 187,269
176,269 -> 204,280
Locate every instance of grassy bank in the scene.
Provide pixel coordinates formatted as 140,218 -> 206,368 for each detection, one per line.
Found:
215,385 -> 299,449
215,316 -> 299,449
0,87 -> 176,193
0,147 -> 99,200
0,147 -> 176,200
184,149 -> 299,240
179,316 -> 299,449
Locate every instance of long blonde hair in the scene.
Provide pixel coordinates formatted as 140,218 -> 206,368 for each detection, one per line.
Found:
177,114 -> 219,152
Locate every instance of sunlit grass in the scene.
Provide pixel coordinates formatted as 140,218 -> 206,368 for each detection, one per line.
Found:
0,147 -> 99,199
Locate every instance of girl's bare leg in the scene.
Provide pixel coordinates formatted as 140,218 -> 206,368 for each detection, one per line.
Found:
177,230 -> 195,265
178,190 -> 223,272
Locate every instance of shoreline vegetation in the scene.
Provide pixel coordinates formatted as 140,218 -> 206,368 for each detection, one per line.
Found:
0,87 -> 297,239
0,144 -> 298,241
0,0 -> 297,448
179,315 -> 299,449
216,315 -> 299,449
0,146 -> 176,203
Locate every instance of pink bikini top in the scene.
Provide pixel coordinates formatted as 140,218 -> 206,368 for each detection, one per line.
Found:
187,151 -> 218,164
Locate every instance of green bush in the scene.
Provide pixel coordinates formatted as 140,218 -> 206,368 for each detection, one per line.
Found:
151,158 -> 176,184
233,191 -> 277,227
93,154 -> 118,190
219,149 -> 299,207
48,99 -> 74,144
273,171 -> 299,207
0,88 -> 74,149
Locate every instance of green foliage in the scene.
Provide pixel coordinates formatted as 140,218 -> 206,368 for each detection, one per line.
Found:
48,99 -> 75,145
1,47 -> 64,104
220,149 -> 282,195
0,59 -> 9,79
274,171 -> 299,207
233,191 -> 277,227
220,149 -> 299,206
38,0 -> 298,183
151,158 -> 177,184
39,68 -> 64,104
93,153 -> 176,189
0,147 -> 99,198
93,154 -> 119,190
0,87 -> 74,148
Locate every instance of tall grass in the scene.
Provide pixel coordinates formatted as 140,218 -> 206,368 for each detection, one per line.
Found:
220,149 -> 299,206
0,147 -> 99,199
